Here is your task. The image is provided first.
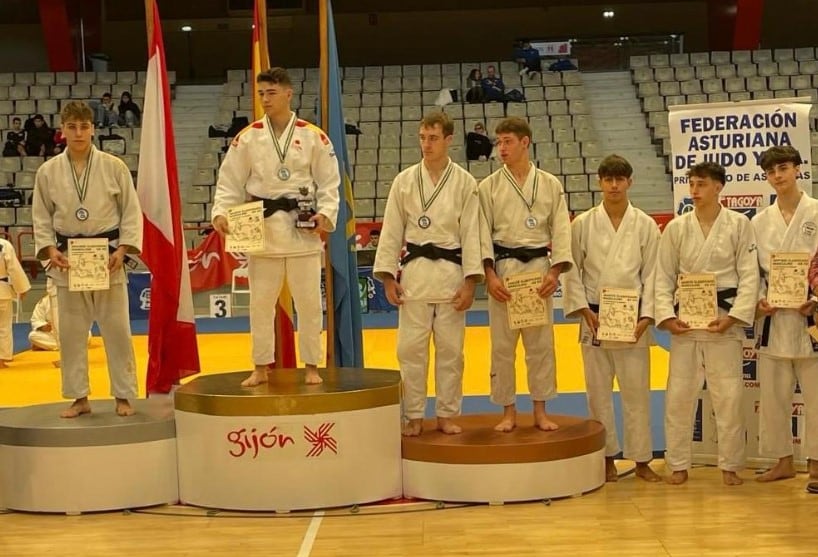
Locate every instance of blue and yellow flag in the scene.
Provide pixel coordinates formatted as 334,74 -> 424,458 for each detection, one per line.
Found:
320,0 -> 363,367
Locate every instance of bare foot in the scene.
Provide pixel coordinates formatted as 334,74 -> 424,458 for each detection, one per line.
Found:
666,470 -> 689,485
494,405 -> 516,432
533,401 -> 559,431
304,366 -> 323,385
52,359 -> 61,368
635,462 -> 663,482
809,458 -> 818,480
115,398 -> 135,417
402,419 -> 423,437
60,398 -> 91,419
722,471 -> 744,486
0,360 -> 7,368
437,417 -> 462,435
606,457 -> 618,482
756,456 -> 796,482
241,367 -> 269,387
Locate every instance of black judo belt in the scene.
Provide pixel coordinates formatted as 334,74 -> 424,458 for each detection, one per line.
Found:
493,243 -> 551,263
401,243 -> 462,267
54,228 -> 136,269
758,277 -> 818,350
252,196 -> 298,218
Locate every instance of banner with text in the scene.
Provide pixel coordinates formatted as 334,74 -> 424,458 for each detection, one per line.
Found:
669,99 -> 813,217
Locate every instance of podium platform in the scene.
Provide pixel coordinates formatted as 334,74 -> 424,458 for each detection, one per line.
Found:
0,399 -> 178,513
401,414 -> 606,503
174,368 -> 402,511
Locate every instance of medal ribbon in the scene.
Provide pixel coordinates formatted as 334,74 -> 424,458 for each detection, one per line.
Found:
502,164 -> 538,212
267,113 -> 296,166
69,149 -> 93,206
417,160 -> 453,214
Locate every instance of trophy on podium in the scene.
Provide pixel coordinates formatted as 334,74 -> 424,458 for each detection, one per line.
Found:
296,186 -> 317,229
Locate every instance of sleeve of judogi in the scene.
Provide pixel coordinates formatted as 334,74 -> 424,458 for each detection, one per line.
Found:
310,130 -> 341,232
372,174 -> 407,282
654,220 -> 681,325
458,175 -> 484,282
548,178 -> 574,273
32,165 -> 57,260
477,177 -> 495,266
114,158 -> 143,254
751,216 -> 768,301
561,214 -> 588,318
729,217 -> 761,326
212,131 -> 252,222
30,296 -> 49,331
639,218 -> 661,321
2,240 -> 31,295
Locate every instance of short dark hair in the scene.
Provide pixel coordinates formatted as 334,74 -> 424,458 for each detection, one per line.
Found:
12,117 -> 20,124
257,67 -> 292,87
687,161 -> 726,185
369,229 -> 380,237
420,111 -> 454,137
758,145 -> 802,171
495,116 -> 532,142
33,114 -> 44,121
102,92 -> 111,98
598,154 -> 633,178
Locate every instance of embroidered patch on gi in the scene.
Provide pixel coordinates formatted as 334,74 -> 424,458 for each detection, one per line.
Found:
802,222 -> 816,237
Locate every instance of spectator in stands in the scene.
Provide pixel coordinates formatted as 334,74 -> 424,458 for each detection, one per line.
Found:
363,228 -> 380,250
3,117 -> 26,157
465,68 -> 485,104
94,92 -> 119,129
0,236 -> 31,368
117,91 -> 141,127
466,122 -> 493,161
515,40 -> 542,79
481,65 -> 506,102
24,115 -> 54,157
52,128 -> 67,155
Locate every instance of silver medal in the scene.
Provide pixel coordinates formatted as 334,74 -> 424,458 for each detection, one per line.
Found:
75,207 -> 89,221
418,215 -> 432,229
524,215 -> 538,229
277,166 -> 291,181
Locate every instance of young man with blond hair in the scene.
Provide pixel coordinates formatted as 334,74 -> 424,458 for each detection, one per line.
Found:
374,111 -> 483,436
478,116 -> 573,432
212,67 -> 340,387
32,100 -> 143,418
562,154 -> 662,482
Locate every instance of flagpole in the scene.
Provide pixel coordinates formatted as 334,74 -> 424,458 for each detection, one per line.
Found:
318,0 -> 337,369
144,0 -> 154,46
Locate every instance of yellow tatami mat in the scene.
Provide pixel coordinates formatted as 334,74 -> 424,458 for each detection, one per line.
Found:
0,324 -> 669,407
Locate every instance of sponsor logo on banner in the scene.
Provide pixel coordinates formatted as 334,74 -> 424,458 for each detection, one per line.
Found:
226,422 -> 339,459
721,194 -> 764,218
743,344 -> 758,384
677,197 -> 694,215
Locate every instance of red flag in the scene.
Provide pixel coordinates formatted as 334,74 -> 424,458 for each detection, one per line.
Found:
138,0 -> 201,393
252,0 -> 297,367
187,232 -> 242,292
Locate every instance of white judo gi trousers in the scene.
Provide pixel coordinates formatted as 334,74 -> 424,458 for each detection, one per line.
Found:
397,300 -> 465,420
581,344 -> 653,462
248,253 -> 323,367
57,283 -> 137,400
665,336 -> 745,472
488,296 -> 557,407
0,299 -> 13,361
758,355 -> 818,461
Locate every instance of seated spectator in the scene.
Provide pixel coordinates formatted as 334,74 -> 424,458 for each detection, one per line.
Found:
515,40 -> 542,79
465,68 -> 485,104
117,91 -> 141,127
29,281 -> 59,352
466,122 -> 494,161
24,114 -> 54,156
2,117 -> 26,157
52,128 -> 67,155
481,65 -> 506,102
93,92 -> 119,129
